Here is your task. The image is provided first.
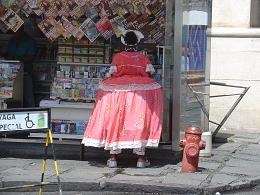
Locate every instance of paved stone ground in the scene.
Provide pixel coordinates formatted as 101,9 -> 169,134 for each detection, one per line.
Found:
1,130 -> 260,195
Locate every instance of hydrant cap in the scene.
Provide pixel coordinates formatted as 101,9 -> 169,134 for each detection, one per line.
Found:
186,126 -> 202,135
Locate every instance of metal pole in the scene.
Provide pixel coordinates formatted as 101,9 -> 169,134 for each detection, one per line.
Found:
172,0 -> 183,151
212,87 -> 250,138
49,130 -> 63,195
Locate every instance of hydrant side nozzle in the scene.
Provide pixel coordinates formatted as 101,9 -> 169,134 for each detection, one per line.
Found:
180,139 -> 186,148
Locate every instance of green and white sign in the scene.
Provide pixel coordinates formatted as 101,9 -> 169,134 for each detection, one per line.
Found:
0,110 -> 49,132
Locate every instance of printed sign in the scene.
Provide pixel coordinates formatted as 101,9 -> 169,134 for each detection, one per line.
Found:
0,109 -> 49,133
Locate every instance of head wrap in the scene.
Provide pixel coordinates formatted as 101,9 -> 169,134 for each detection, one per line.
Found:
121,30 -> 144,46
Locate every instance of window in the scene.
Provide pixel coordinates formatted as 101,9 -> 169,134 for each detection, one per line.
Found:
250,0 -> 260,27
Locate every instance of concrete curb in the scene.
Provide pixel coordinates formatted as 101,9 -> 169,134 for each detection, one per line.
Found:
1,178 -> 260,195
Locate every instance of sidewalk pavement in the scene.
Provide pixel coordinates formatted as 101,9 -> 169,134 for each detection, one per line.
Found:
1,130 -> 260,195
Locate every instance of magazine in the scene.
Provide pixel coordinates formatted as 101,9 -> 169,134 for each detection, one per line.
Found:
52,18 -> 71,39
38,18 -> 60,41
0,62 -> 21,99
26,0 -> 43,16
53,0 -> 67,16
95,1 -> 114,19
59,16 -> 74,36
70,20 -> 85,40
95,16 -> 114,40
88,0 -> 101,6
21,3 -> 33,17
75,0 -> 86,6
80,18 -> 100,42
70,5 -> 85,19
9,0 -> 26,13
0,8 -> 24,32
60,16 -> 84,40
85,3 -> 100,23
67,0 -> 82,18
109,15 -> 126,38
37,0 -> 58,18
110,1 -> 130,18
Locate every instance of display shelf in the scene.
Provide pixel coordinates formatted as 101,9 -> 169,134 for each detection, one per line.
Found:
42,102 -> 94,109
32,60 -> 56,106
29,133 -> 83,140
58,44 -> 105,48
34,60 -> 57,63
58,53 -> 105,57
50,96 -> 96,102
57,62 -> 110,66
34,91 -> 50,95
34,80 -> 52,83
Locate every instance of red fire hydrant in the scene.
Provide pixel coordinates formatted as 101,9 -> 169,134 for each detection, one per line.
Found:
180,127 -> 206,173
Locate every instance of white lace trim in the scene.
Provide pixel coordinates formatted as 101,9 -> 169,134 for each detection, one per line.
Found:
107,66 -> 117,77
81,138 -> 160,150
98,82 -> 161,91
146,64 -> 155,74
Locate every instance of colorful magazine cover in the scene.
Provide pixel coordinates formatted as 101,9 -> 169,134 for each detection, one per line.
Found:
52,18 -> 71,39
59,16 -> 74,36
70,5 -> 85,19
88,0 -> 101,6
85,3 -> 100,23
37,0 -> 58,18
0,0 -> 15,8
95,16 -> 114,40
9,0 -> 26,13
133,0 -> 149,15
129,13 -> 150,31
110,1 -> 130,18
75,0 -> 86,6
109,15 -> 126,38
67,0 -> 80,18
21,3 -> 33,17
53,0 -> 67,16
80,18 -> 100,42
0,8 -> 24,32
0,62 -> 21,98
70,20 -> 85,40
38,18 -> 60,41
26,0 -> 43,16
95,1 -> 114,19
124,13 -> 139,29
60,17 -> 84,40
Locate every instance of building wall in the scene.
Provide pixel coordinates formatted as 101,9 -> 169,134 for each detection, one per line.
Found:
210,0 -> 260,132
212,0 -> 251,27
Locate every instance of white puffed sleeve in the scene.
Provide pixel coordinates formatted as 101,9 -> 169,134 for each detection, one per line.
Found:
146,64 -> 155,74
106,66 -> 117,77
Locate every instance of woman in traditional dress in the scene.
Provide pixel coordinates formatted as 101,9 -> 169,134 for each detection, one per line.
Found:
82,30 -> 163,168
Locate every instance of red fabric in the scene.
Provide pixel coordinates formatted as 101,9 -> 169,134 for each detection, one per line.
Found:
82,51 -> 163,150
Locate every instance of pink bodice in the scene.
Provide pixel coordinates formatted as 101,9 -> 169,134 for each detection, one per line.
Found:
101,51 -> 159,87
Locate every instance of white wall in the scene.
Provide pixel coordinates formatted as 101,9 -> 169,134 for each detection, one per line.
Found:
210,0 -> 260,132
212,0 -> 251,27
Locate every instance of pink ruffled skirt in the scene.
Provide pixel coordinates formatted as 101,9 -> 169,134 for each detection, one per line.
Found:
82,76 -> 163,150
